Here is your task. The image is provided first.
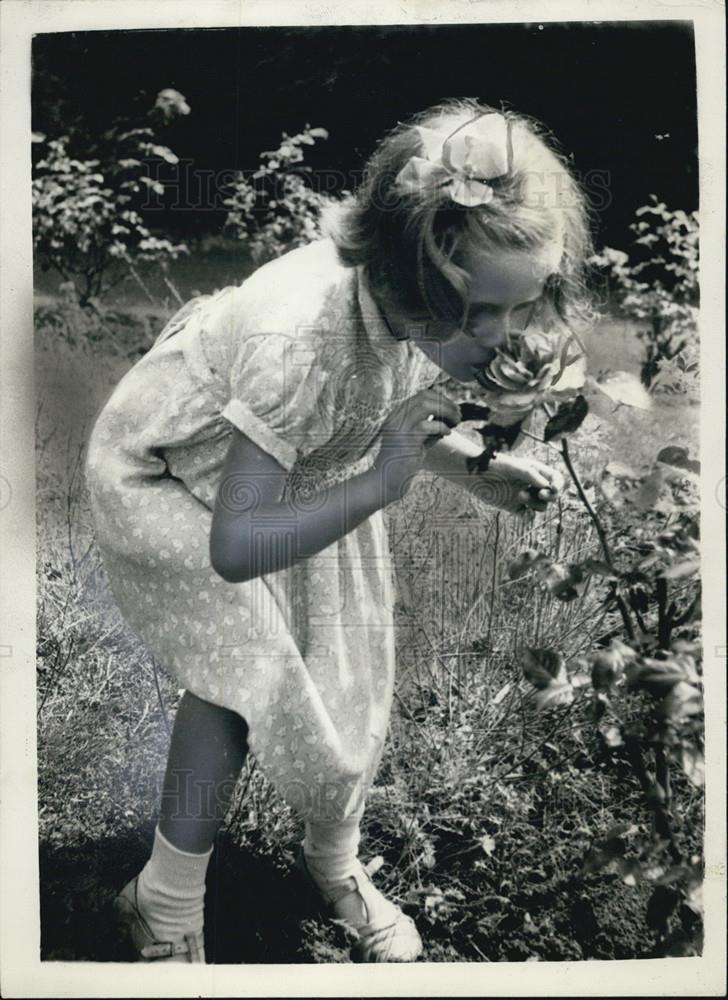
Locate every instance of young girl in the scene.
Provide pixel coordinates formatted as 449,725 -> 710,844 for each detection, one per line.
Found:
86,98 -> 593,963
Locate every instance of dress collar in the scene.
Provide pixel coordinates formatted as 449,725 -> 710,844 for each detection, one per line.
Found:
355,266 -> 408,351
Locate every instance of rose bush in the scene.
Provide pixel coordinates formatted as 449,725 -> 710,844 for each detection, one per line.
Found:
463,289 -> 703,957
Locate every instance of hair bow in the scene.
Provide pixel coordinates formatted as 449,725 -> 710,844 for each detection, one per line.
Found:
394,111 -> 512,208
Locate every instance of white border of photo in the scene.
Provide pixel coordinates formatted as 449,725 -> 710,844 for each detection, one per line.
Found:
1,2 -> 725,997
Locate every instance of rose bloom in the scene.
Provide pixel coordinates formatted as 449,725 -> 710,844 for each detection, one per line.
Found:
473,330 -> 586,425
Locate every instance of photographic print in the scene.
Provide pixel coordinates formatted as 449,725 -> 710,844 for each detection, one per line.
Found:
1,2 -> 725,996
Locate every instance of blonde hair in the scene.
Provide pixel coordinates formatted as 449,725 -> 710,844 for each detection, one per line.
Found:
322,98 -> 598,337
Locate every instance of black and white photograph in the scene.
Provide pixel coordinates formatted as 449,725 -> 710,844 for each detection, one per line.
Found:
0,1 -> 725,996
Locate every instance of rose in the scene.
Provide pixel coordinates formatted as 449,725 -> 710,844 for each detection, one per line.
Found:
473,331 -> 586,425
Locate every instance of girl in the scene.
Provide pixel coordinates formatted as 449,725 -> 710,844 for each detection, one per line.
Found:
86,98 -> 593,963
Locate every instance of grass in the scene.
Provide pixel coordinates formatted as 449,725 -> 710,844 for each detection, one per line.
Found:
34,277 -> 701,964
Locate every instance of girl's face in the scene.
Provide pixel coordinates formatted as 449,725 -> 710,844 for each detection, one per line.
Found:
413,246 -> 562,383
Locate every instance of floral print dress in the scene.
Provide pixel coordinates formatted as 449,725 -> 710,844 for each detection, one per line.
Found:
85,239 -> 443,821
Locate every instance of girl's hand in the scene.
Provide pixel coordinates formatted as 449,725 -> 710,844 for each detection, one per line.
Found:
373,388 -> 461,503
474,454 -> 564,514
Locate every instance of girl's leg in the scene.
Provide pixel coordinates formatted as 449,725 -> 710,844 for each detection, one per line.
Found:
125,691 -> 248,951
302,800 -> 423,961
159,690 -> 249,853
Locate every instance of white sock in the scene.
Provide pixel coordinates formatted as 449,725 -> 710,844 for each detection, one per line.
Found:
303,812 -> 362,883
135,826 -> 212,942
303,812 -> 399,929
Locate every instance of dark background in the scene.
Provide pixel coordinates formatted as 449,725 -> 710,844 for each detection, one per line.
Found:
32,21 -> 698,248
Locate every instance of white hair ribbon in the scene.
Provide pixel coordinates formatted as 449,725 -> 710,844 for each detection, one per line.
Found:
394,111 -> 513,208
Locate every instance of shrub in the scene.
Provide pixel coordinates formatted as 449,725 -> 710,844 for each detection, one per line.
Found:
223,124 -> 332,265
32,89 -> 191,307
590,197 -> 699,389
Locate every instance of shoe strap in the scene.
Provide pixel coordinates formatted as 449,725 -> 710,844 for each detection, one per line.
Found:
140,933 -> 201,960
324,865 -> 404,933
299,851 -> 373,905
298,848 -> 403,930
186,931 -> 203,962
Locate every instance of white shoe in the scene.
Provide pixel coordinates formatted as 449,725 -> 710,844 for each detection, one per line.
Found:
115,875 -> 205,963
296,849 -> 423,962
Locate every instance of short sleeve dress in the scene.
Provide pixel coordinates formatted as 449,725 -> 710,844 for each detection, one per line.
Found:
85,238 -> 444,822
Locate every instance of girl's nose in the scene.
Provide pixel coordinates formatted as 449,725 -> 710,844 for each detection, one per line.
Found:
467,301 -> 534,348
470,315 -> 511,350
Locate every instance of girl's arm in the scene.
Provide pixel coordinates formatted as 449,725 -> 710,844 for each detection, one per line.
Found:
422,428 -> 564,512
421,427 -> 483,483
210,428 -> 392,584
211,387 -> 459,583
